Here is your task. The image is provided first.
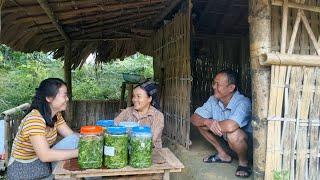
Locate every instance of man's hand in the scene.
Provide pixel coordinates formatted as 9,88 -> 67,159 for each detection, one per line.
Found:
205,119 -> 222,136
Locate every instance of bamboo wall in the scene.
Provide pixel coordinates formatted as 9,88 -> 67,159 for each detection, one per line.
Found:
264,0 -> 320,179
69,100 -> 120,130
151,6 -> 192,149
191,36 -> 251,111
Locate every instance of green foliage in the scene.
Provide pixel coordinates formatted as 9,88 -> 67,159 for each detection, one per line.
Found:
78,136 -> 104,169
0,45 -> 63,112
273,170 -> 289,180
129,135 -> 152,168
104,133 -> 129,168
0,44 -> 154,113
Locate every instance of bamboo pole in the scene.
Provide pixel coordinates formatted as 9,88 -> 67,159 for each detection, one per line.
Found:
272,0 -> 320,14
300,10 -> 320,55
287,10 -> 301,54
296,67 -> 314,179
248,0 -> 271,179
259,53 -> 320,66
1,103 -> 30,116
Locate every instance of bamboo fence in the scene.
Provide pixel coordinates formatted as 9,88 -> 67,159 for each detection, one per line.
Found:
151,6 -> 192,149
1,103 -> 30,166
264,0 -> 320,179
191,36 -> 251,111
69,100 -> 120,130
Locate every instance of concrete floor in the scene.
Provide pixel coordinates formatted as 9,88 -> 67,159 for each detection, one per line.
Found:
167,126 -> 253,180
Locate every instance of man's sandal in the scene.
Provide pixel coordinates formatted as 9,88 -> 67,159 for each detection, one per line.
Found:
235,165 -> 252,178
202,153 -> 232,163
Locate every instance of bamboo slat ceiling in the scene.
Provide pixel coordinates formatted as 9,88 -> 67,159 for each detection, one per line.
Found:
0,0 -> 182,68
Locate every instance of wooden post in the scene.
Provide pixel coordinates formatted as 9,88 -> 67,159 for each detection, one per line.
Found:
119,82 -> 126,110
64,41 -> 72,98
64,41 -> 73,123
127,84 -> 133,107
248,0 -> 271,179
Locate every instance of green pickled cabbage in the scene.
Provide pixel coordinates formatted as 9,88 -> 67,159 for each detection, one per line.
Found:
104,134 -> 128,168
129,136 -> 152,168
78,136 -> 103,169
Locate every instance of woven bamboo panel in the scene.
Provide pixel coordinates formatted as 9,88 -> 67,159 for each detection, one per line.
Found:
151,7 -> 192,149
271,0 -> 320,54
191,36 -> 251,111
266,65 -> 320,180
266,1 -> 320,179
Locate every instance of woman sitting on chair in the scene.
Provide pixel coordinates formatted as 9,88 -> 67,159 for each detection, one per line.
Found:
115,81 -> 164,149
7,78 -> 79,180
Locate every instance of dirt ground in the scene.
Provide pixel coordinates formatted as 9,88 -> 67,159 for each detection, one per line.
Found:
167,126 -> 254,180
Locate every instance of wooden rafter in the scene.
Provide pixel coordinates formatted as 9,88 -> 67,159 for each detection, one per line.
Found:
37,0 -> 71,41
152,0 -> 182,26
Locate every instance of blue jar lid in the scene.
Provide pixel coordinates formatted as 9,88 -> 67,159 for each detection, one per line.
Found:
96,120 -> 114,127
119,121 -> 139,128
107,126 -> 127,135
132,126 -> 151,134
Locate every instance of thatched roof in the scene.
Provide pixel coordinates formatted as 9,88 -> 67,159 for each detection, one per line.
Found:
0,0 -> 183,68
0,0 -> 248,68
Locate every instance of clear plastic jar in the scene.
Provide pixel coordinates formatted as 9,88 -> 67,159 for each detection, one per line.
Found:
129,126 -> 152,168
119,121 -> 139,135
78,126 -> 104,169
104,126 -> 128,168
96,119 -> 114,132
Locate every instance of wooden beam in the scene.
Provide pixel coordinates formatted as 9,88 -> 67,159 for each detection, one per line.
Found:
260,53 -> 320,66
152,0 -> 182,27
37,0 -> 71,41
280,0 -> 288,53
272,0 -> 320,13
248,0 -> 271,179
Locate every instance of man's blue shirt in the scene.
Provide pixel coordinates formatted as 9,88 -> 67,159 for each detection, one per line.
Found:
194,91 -> 252,133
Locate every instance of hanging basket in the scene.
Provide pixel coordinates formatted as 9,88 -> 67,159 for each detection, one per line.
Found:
122,73 -> 143,83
